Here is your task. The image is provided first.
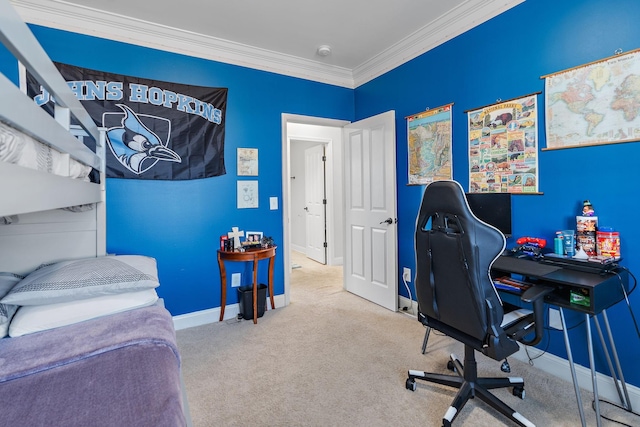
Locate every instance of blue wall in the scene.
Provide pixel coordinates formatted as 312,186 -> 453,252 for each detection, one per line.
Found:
24,25 -> 354,316
356,0 -> 640,385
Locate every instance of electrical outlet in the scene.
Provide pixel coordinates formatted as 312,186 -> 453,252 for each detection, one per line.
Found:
403,267 -> 411,282
231,273 -> 241,287
548,308 -> 563,330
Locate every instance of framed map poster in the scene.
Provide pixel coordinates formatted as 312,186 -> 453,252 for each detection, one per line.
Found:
406,103 -> 453,185
467,94 -> 539,193
543,49 -> 640,150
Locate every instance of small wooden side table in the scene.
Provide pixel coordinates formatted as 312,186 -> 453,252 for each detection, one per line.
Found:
217,246 -> 277,324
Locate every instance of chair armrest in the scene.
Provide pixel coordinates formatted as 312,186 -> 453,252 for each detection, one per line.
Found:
518,285 -> 555,346
521,285 -> 555,303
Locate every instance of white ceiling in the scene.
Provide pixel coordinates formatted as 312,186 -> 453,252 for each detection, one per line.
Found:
12,0 -> 524,88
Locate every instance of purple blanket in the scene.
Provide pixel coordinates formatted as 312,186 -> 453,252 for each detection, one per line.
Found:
0,305 -> 186,426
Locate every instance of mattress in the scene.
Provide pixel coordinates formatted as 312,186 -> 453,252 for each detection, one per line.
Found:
0,120 -> 91,180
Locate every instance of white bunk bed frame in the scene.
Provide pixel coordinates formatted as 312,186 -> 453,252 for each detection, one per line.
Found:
0,0 -> 106,275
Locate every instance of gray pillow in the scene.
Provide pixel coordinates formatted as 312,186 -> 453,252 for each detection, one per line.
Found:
0,273 -> 23,337
1,255 -> 159,306
0,272 -> 24,298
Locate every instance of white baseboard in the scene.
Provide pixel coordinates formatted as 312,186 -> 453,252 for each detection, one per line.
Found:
172,307 -> 225,330
512,345 -> 640,410
398,294 -> 640,410
173,294 -> 287,330
398,295 -> 418,315
291,244 -> 305,254
330,256 -> 343,266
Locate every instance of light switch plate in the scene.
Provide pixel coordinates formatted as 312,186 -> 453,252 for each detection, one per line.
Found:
270,197 -> 278,210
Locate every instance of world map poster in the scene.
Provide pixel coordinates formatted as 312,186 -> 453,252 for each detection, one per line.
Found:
467,94 -> 539,193
544,49 -> 640,149
406,104 -> 453,185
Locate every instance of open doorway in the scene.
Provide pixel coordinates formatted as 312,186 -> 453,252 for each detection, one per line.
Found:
281,114 -> 349,306
282,111 -> 398,311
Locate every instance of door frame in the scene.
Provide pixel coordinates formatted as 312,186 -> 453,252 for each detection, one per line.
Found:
304,143 -> 327,264
281,114 -> 349,306
289,138 -> 330,255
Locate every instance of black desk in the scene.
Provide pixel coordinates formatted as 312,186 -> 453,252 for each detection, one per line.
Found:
493,255 -> 629,315
492,255 -> 632,427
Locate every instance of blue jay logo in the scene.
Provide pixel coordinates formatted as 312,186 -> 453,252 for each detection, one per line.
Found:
105,104 -> 181,174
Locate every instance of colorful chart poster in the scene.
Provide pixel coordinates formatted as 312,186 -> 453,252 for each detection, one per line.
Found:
467,94 -> 539,193
407,104 -> 453,185
544,49 -> 640,149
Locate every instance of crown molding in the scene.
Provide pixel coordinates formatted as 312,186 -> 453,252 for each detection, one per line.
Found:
11,0 -> 523,89
11,0 -> 355,88
352,0 -> 525,87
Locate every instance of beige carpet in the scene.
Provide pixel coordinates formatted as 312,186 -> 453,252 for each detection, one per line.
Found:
176,252 -> 635,426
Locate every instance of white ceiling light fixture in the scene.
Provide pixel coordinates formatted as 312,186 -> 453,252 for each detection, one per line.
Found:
316,45 -> 332,57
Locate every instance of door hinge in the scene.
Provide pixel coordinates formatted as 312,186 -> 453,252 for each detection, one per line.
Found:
322,155 -> 327,162
323,242 -> 328,248
323,199 -> 327,204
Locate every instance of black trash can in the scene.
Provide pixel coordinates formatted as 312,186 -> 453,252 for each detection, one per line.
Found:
238,284 -> 267,320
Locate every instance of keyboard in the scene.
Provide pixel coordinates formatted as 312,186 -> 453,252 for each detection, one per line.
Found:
540,253 -> 619,273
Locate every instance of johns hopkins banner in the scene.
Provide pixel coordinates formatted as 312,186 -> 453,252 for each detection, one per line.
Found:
27,63 -> 227,180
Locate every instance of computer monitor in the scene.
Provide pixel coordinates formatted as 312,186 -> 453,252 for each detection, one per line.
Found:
465,192 -> 512,238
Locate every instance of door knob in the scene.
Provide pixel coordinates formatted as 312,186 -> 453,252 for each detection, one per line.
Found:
304,207 -> 309,211
380,218 -> 393,225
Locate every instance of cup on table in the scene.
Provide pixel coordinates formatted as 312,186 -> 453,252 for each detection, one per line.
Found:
562,230 -> 576,257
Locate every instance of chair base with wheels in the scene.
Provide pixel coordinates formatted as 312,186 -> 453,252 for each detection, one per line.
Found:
406,344 -> 533,427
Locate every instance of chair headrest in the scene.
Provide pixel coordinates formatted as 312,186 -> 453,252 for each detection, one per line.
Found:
418,180 -> 473,221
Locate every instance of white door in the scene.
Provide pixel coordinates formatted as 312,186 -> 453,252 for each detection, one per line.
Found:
305,144 -> 326,264
343,111 -> 397,311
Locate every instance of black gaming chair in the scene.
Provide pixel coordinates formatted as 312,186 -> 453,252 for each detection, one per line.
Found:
405,180 -> 551,427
